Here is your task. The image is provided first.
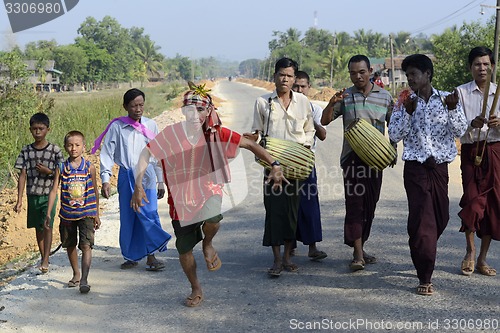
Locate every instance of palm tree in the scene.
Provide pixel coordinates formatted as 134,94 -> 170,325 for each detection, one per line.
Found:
134,38 -> 163,81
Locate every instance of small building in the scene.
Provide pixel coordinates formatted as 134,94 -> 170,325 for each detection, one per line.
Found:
384,56 -> 407,91
24,60 -> 62,92
0,60 -> 62,92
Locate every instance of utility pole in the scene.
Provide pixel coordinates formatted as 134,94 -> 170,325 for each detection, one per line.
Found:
494,0 -> 500,82
482,1 -> 500,82
330,34 -> 336,87
390,34 -> 396,96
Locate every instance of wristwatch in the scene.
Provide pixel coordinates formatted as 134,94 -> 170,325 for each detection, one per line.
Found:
271,160 -> 280,167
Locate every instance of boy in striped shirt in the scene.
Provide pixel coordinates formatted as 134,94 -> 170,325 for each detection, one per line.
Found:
46,131 -> 100,294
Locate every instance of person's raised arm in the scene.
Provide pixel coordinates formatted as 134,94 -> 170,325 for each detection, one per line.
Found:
321,88 -> 346,126
238,136 -> 289,189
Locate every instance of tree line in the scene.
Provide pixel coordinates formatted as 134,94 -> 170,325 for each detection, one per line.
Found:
1,15 -> 497,91
1,16 -> 239,87
239,16 -> 496,91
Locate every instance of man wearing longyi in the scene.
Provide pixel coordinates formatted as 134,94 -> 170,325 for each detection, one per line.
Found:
247,57 -> 315,277
96,88 -> 171,271
321,55 -> 394,272
456,46 -> 500,277
389,54 -> 467,296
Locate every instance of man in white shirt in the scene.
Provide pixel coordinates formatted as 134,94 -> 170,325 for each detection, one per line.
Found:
248,57 -> 315,277
456,46 -> 499,277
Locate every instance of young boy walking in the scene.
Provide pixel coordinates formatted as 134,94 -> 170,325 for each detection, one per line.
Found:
46,130 -> 101,294
14,112 -> 64,273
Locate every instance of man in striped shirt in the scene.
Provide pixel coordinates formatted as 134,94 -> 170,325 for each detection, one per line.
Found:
322,54 -> 395,272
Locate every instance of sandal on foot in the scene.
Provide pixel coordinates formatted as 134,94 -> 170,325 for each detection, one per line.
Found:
308,251 -> 327,261
476,264 -> 497,276
38,266 -> 49,274
267,264 -> 283,277
461,259 -> 474,276
79,284 -> 91,294
205,252 -> 222,272
349,260 -> 365,271
283,263 -> 299,272
120,260 -> 138,269
146,260 -> 165,271
363,254 -> 377,264
68,280 -> 80,288
185,294 -> 203,307
416,283 -> 434,296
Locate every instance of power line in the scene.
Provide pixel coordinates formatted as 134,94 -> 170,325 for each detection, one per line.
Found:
410,0 -> 483,35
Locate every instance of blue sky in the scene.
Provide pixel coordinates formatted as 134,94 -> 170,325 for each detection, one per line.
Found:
0,0 -> 493,62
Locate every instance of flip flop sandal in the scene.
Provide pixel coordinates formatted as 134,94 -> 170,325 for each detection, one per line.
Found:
476,265 -> 497,276
146,260 -> 165,271
309,251 -> 327,261
205,252 -> 222,272
283,263 -> 299,272
185,294 -> 203,307
416,283 -> 434,296
120,260 -> 138,269
68,280 -> 80,288
349,260 -> 365,271
79,285 -> 91,294
461,259 -> 474,276
363,254 -> 377,264
267,265 -> 283,277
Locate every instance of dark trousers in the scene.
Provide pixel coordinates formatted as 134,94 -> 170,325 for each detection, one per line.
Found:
404,160 -> 449,284
342,153 -> 382,247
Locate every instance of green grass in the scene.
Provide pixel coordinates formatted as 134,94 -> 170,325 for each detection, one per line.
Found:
0,82 -> 184,187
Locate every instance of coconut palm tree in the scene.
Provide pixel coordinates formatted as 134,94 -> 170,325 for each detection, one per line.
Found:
134,38 -> 164,81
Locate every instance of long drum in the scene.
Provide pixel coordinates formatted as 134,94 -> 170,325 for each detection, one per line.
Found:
256,136 -> 315,180
344,118 -> 396,171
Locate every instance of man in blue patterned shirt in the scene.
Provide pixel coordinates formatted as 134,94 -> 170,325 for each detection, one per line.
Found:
388,54 -> 467,296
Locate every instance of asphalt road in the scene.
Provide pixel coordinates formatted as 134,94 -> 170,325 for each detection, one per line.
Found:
0,80 -> 499,333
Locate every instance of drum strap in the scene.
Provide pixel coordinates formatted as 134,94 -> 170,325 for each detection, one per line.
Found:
265,97 -> 272,136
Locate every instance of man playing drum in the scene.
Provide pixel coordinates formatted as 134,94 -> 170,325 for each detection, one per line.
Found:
321,54 -> 395,271
247,57 -> 315,277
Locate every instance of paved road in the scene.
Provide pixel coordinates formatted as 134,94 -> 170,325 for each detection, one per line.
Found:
0,80 -> 499,333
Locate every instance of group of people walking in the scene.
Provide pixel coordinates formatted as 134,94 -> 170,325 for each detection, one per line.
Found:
13,46 -> 498,306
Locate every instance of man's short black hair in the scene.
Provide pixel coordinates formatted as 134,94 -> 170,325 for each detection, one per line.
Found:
295,70 -> 310,84
274,57 -> 298,75
123,88 -> 145,106
402,54 -> 434,82
468,46 -> 494,67
348,55 -> 371,70
29,112 -> 50,127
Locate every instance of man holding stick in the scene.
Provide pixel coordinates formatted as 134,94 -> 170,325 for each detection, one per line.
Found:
456,46 -> 500,277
